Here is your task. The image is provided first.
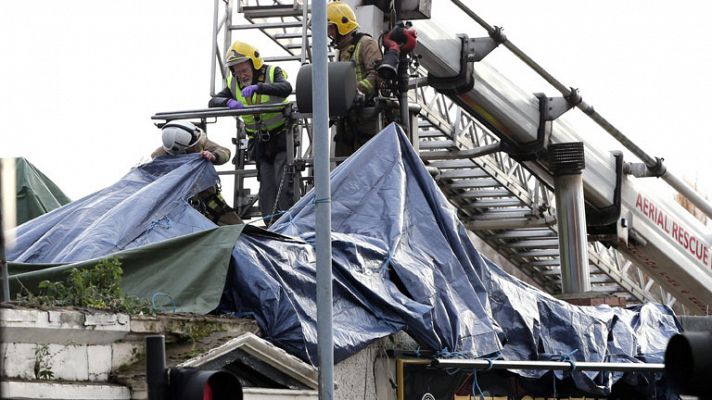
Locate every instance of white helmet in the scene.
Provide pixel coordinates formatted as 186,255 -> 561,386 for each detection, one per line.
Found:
161,121 -> 201,155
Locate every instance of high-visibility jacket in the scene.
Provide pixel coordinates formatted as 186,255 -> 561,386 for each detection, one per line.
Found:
227,65 -> 289,135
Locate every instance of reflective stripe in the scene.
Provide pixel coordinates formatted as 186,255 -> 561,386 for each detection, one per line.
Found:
352,37 -> 375,97
226,65 -> 289,133
354,39 -> 363,83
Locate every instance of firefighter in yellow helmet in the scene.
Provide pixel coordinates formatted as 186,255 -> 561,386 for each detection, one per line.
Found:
327,1 -> 383,159
209,40 -> 295,224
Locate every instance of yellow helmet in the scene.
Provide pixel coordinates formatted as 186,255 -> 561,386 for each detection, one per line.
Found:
327,1 -> 359,36
225,40 -> 263,70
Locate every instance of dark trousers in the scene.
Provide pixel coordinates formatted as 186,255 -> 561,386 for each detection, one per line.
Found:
257,150 -> 295,221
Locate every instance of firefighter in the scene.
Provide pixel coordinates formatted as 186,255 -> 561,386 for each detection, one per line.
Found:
152,120 -> 242,225
327,1 -> 383,159
209,40 -> 294,224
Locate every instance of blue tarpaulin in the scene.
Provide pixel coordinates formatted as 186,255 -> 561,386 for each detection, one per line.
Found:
7,123 -> 679,397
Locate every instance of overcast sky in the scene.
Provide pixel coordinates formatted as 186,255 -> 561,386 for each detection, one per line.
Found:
1,1 -> 710,208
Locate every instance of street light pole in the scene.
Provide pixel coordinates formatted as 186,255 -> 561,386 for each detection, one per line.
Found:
311,1 -> 334,399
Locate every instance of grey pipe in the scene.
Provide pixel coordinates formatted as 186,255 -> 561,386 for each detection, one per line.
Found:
550,143 -> 590,294
433,358 -> 665,373
311,1 -> 334,399
554,174 -> 590,293
449,0 -> 712,220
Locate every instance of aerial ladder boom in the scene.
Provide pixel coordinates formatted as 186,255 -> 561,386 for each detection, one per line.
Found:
412,12 -> 712,313
209,0 -> 710,314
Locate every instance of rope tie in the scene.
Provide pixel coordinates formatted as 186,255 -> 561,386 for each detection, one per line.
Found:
471,368 -> 486,400
557,349 -> 579,371
484,357 -> 494,371
151,292 -> 177,313
551,348 -> 580,398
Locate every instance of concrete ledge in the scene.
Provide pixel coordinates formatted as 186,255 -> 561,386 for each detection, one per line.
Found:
1,380 -> 131,400
1,308 -> 129,345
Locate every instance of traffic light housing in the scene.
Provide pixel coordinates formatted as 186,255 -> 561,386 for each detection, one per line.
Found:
147,335 -> 243,400
665,331 -> 712,398
168,368 -> 242,400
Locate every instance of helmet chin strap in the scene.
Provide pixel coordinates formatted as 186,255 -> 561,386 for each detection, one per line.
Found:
329,32 -> 344,48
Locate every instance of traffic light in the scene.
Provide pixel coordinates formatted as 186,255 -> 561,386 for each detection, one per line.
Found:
665,331 -> 712,398
147,335 -> 243,400
167,368 -> 242,400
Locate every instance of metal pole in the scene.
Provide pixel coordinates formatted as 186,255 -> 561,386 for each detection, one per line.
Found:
152,104 -> 290,120
312,1 -> 334,399
449,0 -> 712,220
549,143 -> 590,294
146,335 -> 167,400
0,160 -> 10,303
0,159 -> 13,303
301,0 -> 309,64
433,358 -> 665,373
223,0 -> 233,83
210,0 -> 220,97
398,53 -> 411,136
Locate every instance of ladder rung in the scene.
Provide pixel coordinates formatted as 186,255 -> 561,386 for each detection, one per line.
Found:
274,32 -> 312,39
230,21 -> 304,30
527,259 -> 561,267
447,179 -> 500,189
465,198 -> 523,208
427,159 -> 476,169
590,285 -> 623,293
494,229 -> 556,239
467,216 -> 555,231
438,169 -> 489,179
264,55 -> 303,62
243,5 -> 305,19
457,189 -> 511,198
419,130 -> 447,138
590,275 -> 614,283
517,249 -> 560,258
469,210 -> 533,220
419,140 -> 456,150
507,239 -> 559,249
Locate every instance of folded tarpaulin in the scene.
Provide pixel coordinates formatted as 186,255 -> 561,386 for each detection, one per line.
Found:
8,157 -> 71,225
10,225 -> 243,313
7,154 -> 220,263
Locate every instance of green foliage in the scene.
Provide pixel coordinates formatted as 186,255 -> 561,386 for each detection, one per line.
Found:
34,344 -> 54,380
18,258 -> 151,314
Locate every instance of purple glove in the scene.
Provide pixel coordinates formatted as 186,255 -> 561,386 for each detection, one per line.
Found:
227,99 -> 243,109
241,84 -> 259,98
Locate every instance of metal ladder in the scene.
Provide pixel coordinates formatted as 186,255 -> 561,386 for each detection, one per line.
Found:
412,81 -> 676,306
222,0 -> 681,310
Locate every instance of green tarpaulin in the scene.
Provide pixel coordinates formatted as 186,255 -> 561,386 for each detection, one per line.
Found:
9,224 -> 244,313
10,157 -> 71,225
